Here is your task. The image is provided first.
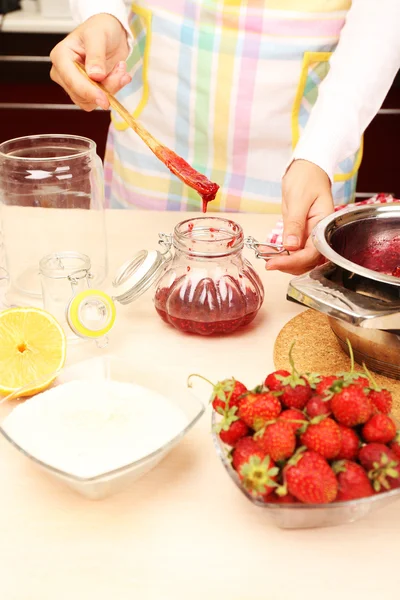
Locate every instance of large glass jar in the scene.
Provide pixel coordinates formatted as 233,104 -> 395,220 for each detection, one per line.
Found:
0,134 -> 107,306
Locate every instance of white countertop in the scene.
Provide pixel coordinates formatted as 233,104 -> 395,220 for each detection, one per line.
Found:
1,209 -> 400,600
2,8 -> 74,34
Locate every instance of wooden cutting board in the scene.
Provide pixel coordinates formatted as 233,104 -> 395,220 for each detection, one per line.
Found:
273,309 -> 400,419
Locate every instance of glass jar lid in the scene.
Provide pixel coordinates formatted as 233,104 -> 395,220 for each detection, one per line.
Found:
111,249 -> 171,305
67,289 -> 116,339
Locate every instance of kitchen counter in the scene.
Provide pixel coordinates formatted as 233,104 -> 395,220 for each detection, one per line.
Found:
0,210 -> 399,600
1,9 -> 74,33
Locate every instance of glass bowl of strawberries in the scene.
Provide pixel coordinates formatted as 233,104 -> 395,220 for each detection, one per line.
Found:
204,344 -> 400,529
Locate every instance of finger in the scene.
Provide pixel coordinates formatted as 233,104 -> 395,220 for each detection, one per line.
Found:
69,92 -> 97,112
50,50 -> 108,109
82,27 -> 108,80
101,61 -> 132,95
281,192 -> 310,251
266,242 -> 322,276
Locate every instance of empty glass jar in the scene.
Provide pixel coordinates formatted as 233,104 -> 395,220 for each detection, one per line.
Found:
0,134 -> 107,306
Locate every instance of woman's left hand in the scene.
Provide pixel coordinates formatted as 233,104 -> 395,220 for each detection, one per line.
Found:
266,159 -> 334,275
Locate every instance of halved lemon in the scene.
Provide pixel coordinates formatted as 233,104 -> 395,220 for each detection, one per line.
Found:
0,307 -> 66,397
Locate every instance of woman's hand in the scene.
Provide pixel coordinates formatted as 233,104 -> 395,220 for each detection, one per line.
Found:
267,160 -> 334,275
50,14 -> 131,111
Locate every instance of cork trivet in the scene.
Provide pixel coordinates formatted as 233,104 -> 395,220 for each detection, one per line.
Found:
273,310 -> 400,420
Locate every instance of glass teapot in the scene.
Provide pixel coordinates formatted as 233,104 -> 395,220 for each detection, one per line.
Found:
38,217 -> 287,340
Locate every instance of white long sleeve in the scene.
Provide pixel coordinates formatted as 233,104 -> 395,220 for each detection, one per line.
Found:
69,0 -> 133,47
292,0 -> 400,182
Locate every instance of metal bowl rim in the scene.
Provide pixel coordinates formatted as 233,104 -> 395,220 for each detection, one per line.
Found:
312,203 -> 400,287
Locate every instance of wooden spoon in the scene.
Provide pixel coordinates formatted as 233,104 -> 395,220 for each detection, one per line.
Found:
75,62 -> 219,211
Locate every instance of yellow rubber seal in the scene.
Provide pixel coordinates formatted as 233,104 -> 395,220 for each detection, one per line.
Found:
67,289 -> 116,339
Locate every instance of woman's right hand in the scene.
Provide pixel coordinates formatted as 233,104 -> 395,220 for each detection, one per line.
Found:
50,14 -> 131,111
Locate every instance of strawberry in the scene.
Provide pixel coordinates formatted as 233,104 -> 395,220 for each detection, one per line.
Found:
333,460 -> 374,501
362,413 -> 397,444
369,389 -> 393,415
389,432 -> 400,460
299,416 -> 342,460
304,372 -> 323,390
187,374 -> 247,414
331,384 -> 372,427
335,340 -> 369,391
219,419 -> 249,446
281,450 -> 338,504
275,343 -> 312,410
238,392 -> 281,431
279,408 -> 307,433
240,455 -> 279,498
305,395 -> 331,418
280,379 -> 311,410
352,376 -> 370,389
264,369 -> 290,392
264,491 -> 298,504
358,443 -> 400,492
316,375 -> 340,397
254,421 -> 296,462
363,363 -> 392,414
231,437 -> 265,473
336,424 -> 360,461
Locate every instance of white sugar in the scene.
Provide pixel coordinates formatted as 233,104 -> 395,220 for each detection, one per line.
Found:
3,380 -> 188,478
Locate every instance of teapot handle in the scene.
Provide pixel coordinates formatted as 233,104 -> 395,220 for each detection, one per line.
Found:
287,262 -> 400,331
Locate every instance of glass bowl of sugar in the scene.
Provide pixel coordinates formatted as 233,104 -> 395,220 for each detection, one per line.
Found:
0,356 -> 205,499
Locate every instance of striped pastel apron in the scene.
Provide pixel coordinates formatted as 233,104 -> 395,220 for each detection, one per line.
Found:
104,0 -> 361,212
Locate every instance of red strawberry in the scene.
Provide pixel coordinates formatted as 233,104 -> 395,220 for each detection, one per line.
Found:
188,374 -> 246,414
305,395 -> 331,418
331,384 -> 372,427
264,491 -> 298,504
336,424 -> 360,461
369,389 -> 393,415
362,363 -> 393,414
210,379 -> 247,413
362,413 -> 397,444
358,443 -> 400,492
231,437 -> 265,473
275,344 -> 312,410
254,421 -> 296,462
264,369 -> 290,392
300,416 -> 342,460
219,419 -> 249,446
279,409 -> 307,433
352,376 -> 370,389
280,379 -> 311,410
240,455 -> 279,498
333,460 -> 374,501
316,375 -> 339,396
238,392 -> 281,431
389,432 -> 400,460
281,450 -> 338,504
